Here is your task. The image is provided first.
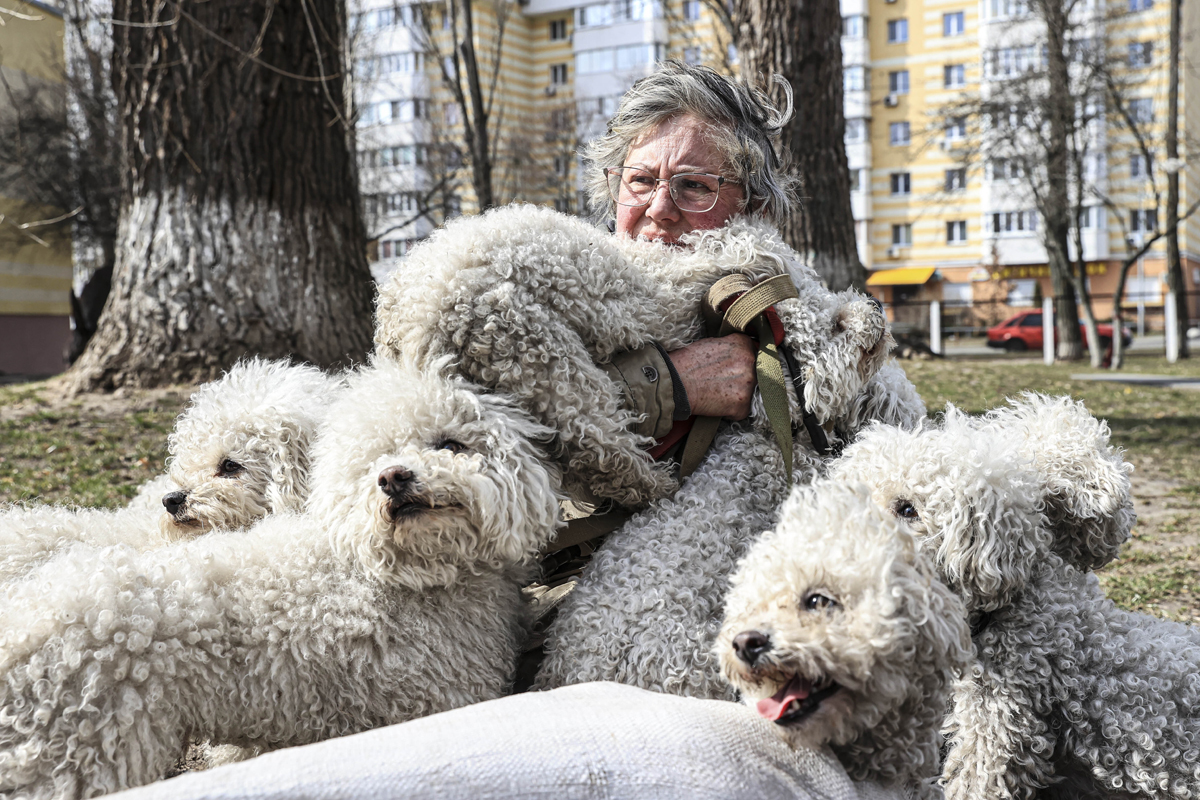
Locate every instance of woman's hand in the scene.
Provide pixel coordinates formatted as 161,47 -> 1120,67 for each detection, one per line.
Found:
668,334 -> 757,420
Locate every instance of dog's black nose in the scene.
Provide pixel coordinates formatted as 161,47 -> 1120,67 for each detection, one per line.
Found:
378,466 -> 415,497
732,630 -> 772,666
162,491 -> 188,516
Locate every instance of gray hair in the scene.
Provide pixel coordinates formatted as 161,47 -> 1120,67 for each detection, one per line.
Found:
584,61 -> 796,227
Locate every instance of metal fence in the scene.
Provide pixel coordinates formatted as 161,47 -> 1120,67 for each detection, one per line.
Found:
884,290 -> 1199,360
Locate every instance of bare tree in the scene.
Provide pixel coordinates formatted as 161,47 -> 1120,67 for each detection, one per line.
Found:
412,0 -> 510,212
724,0 -> 865,292
69,0 -> 375,391
1163,0 -> 1187,357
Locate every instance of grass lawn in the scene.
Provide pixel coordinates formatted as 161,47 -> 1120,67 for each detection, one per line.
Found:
2,352 -> 1198,618
904,353 -> 1200,622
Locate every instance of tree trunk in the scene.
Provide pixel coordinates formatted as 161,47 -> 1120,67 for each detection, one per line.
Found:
1111,258 -> 1136,370
733,0 -> 866,292
69,0 -> 374,391
1164,0 -> 1188,357
1042,0 -> 1083,360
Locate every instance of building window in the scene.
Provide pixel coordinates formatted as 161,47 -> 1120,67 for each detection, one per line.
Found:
983,0 -> 1028,18
988,210 -> 1039,234
554,155 -> 569,176
886,18 -> 908,43
945,168 -> 966,191
683,0 -> 701,19
947,220 -> 968,244
888,70 -> 910,94
845,117 -> 867,142
549,19 -> 568,39
550,63 -> 568,84
444,102 -> 460,126
844,65 -> 866,92
683,46 -> 702,64
843,14 -> 865,37
945,117 -> 966,140
1076,206 -> 1106,229
944,64 -> 965,88
943,11 -> 965,36
987,157 -> 1023,180
1008,279 -> 1037,307
985,46 -> 1043,78
892,223 -> 913,246
1129,97 -> 1154,124
576,43 -> 664,75
1130,208 -> 1157,232
890,172 -> 911,195
1128,0 -> 1152,10
849,168 -> 867,192
1128,41 -> 1153,67
1130,152 -> 1148,179
943,282 -> 973,307
889,121 -> 911,145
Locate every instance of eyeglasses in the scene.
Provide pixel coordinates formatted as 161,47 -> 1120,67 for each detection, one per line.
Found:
605,166 -> 734,214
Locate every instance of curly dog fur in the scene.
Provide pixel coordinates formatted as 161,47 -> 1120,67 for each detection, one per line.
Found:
533,362 -> 924,699
717,481 -> 972,800
827,395 -> 1200,800
0,360 -> 337,586
374,204 -> 889,507
0,359 -> 562,798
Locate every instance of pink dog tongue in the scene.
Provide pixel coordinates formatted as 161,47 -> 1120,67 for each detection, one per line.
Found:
756,675 -> 813,721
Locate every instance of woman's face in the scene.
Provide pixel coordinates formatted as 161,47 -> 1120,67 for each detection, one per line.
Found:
614,114 -> 745,245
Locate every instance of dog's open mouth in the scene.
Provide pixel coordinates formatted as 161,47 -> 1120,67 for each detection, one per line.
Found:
755,674 -> 841,725
386,497 -> 462,521
387,497 -> 434,520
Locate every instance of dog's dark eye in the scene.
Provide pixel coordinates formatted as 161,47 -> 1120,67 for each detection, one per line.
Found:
891,499 -> 919,521
438,440 -> 468,454
217,459 -> 243,477
803,592 -> 839,612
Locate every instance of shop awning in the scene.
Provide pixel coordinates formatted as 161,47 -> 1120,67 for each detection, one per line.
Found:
865,267 -> 937,286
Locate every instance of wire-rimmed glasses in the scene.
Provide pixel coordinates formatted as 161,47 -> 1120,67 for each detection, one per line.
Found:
605,166 -> 734,213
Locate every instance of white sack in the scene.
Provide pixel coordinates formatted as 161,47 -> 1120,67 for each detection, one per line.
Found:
112,683 -> 910,800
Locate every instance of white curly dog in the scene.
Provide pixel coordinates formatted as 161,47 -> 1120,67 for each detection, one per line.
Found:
0,359 -> 562,799
375,203 -> 893,508
825,394 -> 1200,800
717,480 -> 972,800
0,359 -> 337,585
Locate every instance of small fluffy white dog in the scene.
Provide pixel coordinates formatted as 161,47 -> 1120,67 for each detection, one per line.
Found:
0,359 -> 337,584
0,360 -> 562,798
375,204 -> 889,507
825,395 -> 1200,800
717,482 -> 972,800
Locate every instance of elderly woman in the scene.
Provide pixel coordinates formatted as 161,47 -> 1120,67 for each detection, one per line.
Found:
591,61 -> 797,442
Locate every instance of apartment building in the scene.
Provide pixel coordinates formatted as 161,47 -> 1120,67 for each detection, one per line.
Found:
355,0 -> 1198,333
351,0 -> 728,277
846,0 -> 1198,328
0,1 -> 72,375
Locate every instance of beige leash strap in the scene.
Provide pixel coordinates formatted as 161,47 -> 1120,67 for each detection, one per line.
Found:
678,414 -> 722,479
719,274 -> 800,336
703,275 -> 754,336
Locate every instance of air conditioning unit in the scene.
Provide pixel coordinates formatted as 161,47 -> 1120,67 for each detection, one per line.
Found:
885,0 -> 897,4
544,86 -> 557,97
884,94 -> 899,107
887,246 -> 902,258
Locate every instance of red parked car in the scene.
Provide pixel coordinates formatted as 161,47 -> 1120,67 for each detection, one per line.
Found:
986,311 -> 1134,352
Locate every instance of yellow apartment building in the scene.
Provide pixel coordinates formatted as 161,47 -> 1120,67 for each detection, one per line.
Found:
0,0 -> 72,375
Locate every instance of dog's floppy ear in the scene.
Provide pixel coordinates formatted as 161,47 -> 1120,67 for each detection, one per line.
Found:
264,419 -> 312,514
979,394 -> 1134,571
